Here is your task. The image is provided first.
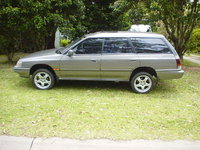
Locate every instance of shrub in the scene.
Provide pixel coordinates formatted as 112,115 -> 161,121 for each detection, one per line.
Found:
186,28 -> 200,54
61,39 -> 70,47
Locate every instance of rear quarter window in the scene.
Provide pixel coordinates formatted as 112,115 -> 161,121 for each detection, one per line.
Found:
131,38 -> 172,54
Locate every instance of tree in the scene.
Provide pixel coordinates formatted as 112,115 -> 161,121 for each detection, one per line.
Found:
113,0 -> 146,24
0,0 -> 84,62
47,0 -> 133,40
115,0 -> 200,59
186,28 -> 200,53
0,6 -> 22,62
149,0 -> 200,59
82,0 -> 121,33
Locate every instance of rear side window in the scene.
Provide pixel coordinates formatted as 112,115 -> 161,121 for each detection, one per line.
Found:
131,38 -> 172,54
73,38 -> 103,54
103,38 -> 133,53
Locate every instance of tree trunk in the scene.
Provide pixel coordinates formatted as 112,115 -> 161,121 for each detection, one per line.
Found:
46,27 -> 57,49
174,44 -> 184,60
46,33 -> 55,49
178,51 -> 183,60
6,53 -> 14,63
6,41 -> 15,63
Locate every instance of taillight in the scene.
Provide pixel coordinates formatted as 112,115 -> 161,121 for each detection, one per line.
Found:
176,59 -> 181,67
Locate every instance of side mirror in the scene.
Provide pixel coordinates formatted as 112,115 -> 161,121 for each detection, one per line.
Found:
67,50 -> 74,57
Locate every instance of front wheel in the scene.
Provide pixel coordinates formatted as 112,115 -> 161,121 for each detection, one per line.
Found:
131,72 -> 155,94
32,69 -> 55,90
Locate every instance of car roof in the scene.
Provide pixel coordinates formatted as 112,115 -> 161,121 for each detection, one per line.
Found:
85,31 -> 164,38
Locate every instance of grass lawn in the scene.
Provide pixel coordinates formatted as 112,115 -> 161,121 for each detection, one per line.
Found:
0,55 -> 200,140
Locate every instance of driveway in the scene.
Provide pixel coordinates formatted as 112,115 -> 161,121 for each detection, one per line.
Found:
184,55 -> 200,66
0,136 -> 200,150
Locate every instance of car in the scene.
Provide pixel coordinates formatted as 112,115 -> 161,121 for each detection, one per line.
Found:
14,31 -> 184,93
129,24 -> 152,32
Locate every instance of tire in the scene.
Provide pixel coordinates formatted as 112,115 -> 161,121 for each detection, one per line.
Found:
32,69 -> 55,90
130,72 -> 155,94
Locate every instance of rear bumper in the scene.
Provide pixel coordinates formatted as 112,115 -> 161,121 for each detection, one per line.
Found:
156,69 -> 184,80
13,66 -> 30,78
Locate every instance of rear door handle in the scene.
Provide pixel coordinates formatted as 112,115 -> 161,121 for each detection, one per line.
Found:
129,59 -> 136,61
91,59 -> 97,62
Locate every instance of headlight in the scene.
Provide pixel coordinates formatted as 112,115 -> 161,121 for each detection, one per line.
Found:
16,60 -> 22,67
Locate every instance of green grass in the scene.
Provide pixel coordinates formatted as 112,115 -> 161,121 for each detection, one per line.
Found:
0,63 -> 200,140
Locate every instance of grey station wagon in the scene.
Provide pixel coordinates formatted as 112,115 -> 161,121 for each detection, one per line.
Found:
14,32 -> 184,93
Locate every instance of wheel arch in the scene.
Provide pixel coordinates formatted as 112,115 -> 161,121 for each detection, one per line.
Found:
129,67 -> 157,81
30,64 -> 56,77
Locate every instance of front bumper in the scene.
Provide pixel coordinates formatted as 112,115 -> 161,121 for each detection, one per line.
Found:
13,66 -> 30,78
156,69 -> 184,80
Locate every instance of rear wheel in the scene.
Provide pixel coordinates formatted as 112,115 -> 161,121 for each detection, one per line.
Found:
32,69 -> 55,90
131,72 -> 154,94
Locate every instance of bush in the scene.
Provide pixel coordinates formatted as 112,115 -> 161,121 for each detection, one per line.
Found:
61,39 -> 70,47
186,28 -> 200,54
0,35 -> 17,62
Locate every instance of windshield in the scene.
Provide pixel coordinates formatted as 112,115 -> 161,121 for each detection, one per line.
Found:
59,38 -> 81,54
67,38 -> 80,48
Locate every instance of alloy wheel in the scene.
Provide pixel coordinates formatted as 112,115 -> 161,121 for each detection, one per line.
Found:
34,72 -> 52,89
133,75 -> 152,93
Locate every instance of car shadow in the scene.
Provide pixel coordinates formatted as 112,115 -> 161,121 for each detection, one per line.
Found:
18,79 -> 174,94
55,80 -> 132,92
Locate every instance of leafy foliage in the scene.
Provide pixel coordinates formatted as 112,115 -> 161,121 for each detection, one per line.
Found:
0,0 -> 84,61
83,0 -> 115,32
113,0 -> 147,23
186,28 -> 200,54
149,0 -> 200,58
61,39 -> 71,47
113,0 -> 200,58
0,0 -> 199,62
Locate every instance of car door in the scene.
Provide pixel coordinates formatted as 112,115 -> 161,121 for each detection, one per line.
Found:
60,38 -> 103,79
100,37 -> 140,81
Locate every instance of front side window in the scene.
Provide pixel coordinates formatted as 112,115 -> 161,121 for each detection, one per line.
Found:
131,38 -> 171,54
72,38 -> 103,54
103,38 -> 133,53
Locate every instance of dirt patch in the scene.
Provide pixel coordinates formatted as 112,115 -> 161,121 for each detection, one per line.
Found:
182,66 -> 200,72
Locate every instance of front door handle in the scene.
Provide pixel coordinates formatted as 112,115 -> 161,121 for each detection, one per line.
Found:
91,59 -> 97,62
